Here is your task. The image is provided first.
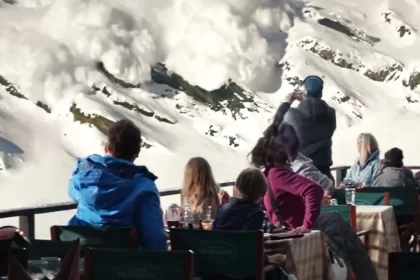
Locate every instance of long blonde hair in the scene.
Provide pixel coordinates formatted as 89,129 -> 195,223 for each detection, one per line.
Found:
357,133 -> 379,166
182,157 -> 220,215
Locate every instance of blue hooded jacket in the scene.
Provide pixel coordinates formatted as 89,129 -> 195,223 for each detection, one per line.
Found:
68,154 -> 167,251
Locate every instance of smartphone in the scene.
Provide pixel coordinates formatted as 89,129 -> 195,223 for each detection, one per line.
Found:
293,88 -> 305,101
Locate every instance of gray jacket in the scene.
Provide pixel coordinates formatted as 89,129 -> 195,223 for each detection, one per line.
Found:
292,153 -> 334,192
372,167 -> 417,188
283,97 -> 336,169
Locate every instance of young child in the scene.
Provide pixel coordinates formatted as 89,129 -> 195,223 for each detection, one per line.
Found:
213,168 -> 288,277
213,168 -> 267,231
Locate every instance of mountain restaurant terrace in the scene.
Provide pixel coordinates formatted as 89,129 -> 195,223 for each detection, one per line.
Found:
1,166 -> 420,279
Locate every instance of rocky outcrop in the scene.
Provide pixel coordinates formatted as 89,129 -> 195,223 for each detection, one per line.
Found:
382,12 -> 414,38
297,37 -> 420,92
403,72 -> 420,90
151,63 -> 270,120
204,125 -> 240,148
297,38 -> 403,82
0,74 -> 51,113
92,86 -> 177,124
95,62 -> 140,89
364,64 -> 403,82
317,18 -> 380,45
1,0 -> 17,4
69,104 -> 152,148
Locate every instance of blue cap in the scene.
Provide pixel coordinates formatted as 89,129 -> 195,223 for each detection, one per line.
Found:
304,76 -> 323,98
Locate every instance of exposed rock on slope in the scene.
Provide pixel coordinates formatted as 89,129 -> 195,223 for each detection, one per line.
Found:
297,38 -> 403,83
0,74 -> 52,113
69,104 -> 153,148
91,85 -> 177,125
317,18 -> 380,45
151,63 -> 271,120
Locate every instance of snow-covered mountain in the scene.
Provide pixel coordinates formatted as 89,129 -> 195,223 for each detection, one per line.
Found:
1,0 -> 420,235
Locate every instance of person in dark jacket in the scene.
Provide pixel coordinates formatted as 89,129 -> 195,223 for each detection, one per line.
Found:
275,76 -> 336,178
213,168 -> 267,231
213,168 -> 288,278
68,119 -> 167,250
372,147 -> 417,188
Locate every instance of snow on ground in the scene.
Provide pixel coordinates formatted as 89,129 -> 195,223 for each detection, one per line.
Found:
1,0 -> 420,238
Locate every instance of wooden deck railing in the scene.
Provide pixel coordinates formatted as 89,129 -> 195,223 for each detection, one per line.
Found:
1,165 -> 419,239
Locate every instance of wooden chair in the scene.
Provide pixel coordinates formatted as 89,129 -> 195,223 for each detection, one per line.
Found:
0,247 -> 27,277
84,248 -> 194,280
389,252 -> 420,279
354,191 -> 390,206
50,226 -> 137,255
170,229 -> 264,280
27,239 -> 73,260
332,189 -> 390,205
321,205 -> 370,249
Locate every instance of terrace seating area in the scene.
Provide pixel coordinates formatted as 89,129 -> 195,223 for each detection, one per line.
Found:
1,166 -> 420,279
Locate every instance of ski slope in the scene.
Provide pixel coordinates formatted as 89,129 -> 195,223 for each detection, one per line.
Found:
1,0 -> 420,238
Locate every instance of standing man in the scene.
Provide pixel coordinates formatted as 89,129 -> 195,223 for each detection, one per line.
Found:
274,75 -> 336,179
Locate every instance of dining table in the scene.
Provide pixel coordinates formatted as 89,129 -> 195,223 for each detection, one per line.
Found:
356,205 -> 401,280
265,230 -> 332,280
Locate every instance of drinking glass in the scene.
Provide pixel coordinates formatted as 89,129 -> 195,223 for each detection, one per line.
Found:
41,257 -> 61,280
204,206 -> 212,220
201,219 -> 213,230
345,188 -> 356,205
27,260 -> 47,280
361,180 -> 370,188
201,206 -> 213,230
167,221 -> 180,228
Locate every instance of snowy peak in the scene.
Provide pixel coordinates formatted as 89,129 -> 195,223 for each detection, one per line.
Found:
1,0 -> 420,205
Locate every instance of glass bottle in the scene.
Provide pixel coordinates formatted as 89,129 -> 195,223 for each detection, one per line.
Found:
183,204 -> 194,230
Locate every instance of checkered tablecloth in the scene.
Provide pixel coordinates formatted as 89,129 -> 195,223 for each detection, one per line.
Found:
265,230 -> 332,280
356,205 -> 401,280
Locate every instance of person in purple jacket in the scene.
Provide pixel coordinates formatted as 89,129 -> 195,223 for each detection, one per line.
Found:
252,122 -> 324,233
249,122 -> 378,280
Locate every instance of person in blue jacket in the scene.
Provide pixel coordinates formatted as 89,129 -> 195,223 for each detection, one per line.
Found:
346,133 -> 380,186
68,119 -> 167,250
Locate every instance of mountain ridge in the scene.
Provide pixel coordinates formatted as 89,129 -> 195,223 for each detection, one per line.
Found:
1,0 -> 420,214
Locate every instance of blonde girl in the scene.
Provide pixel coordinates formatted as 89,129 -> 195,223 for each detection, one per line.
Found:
182,157 -> 227,220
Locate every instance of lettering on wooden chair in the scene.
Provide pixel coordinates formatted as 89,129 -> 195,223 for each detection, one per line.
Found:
198,241 -> 237,262
112,264 -> 161,279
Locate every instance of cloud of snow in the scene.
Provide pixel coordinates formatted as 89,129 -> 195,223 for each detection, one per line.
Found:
0,0 -> 296,109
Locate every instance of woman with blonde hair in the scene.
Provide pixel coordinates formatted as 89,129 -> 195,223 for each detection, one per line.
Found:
346,133 -> 380,186
182,157 -> 228,222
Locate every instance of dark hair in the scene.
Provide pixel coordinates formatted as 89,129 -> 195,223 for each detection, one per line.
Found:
107,119 -> 141,161
249,123 -> 278,168
383,147 -> 404,168
249,122 -> 300,168
235,168 -> 267,202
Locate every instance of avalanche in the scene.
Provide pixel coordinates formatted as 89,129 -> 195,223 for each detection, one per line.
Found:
1,0 -> 420,238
